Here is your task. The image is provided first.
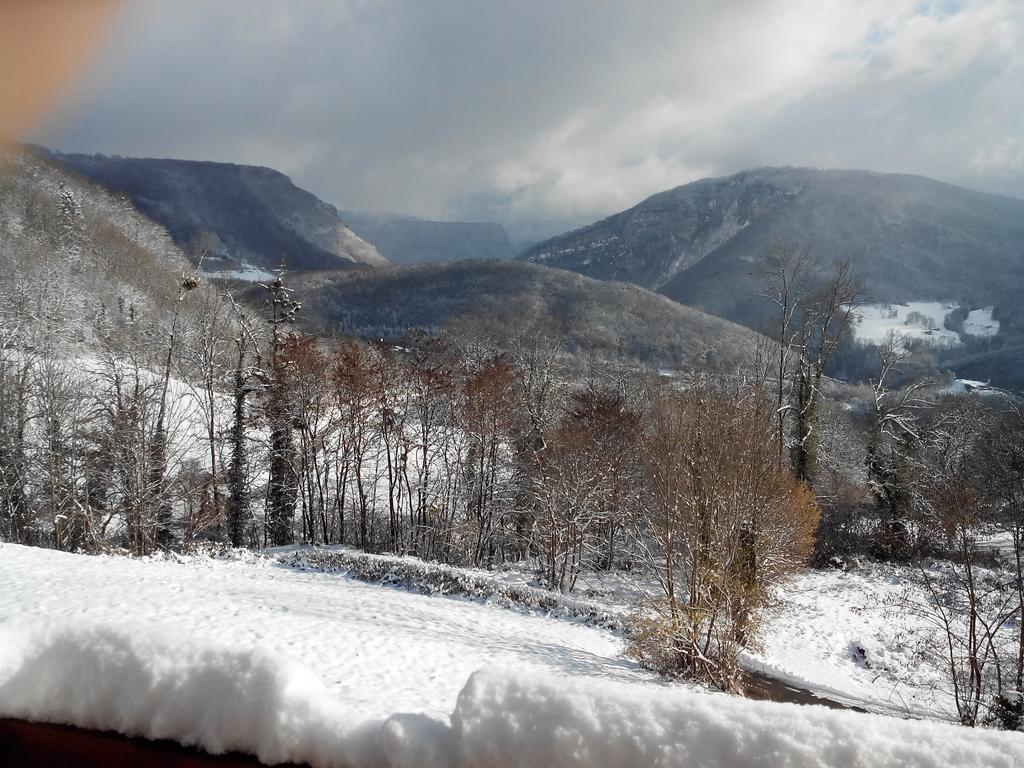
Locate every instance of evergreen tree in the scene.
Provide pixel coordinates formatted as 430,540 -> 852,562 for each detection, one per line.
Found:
262,272 -> 301,547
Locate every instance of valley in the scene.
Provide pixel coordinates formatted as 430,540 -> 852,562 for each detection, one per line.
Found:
4,5 -> 1024,765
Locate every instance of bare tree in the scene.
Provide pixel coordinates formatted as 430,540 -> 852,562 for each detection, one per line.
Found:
180,290 -> 235,543
865,332 -> 931,558
462,357 -> 520,566
758,241 -> 816,470
789,259 -> 862,483
148,260 -> 204,548
631,383 -> 819,691
914,400 -> 1018,726
974,404 -> 1024,727
225,294 -> 261,548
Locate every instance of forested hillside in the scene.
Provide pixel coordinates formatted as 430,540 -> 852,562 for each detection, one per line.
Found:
520,167 -> 1024,327
42,149 -> 386,272
0,145 -> 231,549
288,259 -> 762,371
0,146 -> 206,348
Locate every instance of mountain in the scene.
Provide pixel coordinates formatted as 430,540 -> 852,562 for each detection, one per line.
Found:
40,150 -> 386,273
339,211 -> 514,264
287,260 -> 762,371
519,168 -> 1024,329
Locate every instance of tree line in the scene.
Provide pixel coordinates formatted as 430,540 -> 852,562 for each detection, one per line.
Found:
2,184 -> 1022,719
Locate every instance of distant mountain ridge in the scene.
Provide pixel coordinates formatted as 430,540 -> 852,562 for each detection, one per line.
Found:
287,260 -> 763,371
39,150 -> 386,272
340,211 -> 514,264
519,167 -> 1024,328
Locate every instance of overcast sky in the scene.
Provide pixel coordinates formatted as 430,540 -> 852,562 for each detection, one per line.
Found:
31,0 -> 1024,238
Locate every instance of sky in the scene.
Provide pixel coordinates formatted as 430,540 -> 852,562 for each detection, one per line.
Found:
30,0 -> 1024,240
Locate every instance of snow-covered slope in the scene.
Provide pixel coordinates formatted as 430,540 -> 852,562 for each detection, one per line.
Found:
0,544 -> 651,721
2,545 -> 1023,767
750,564 -> 956,718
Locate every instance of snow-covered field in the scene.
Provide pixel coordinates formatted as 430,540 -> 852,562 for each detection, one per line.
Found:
203,262 -> 278,282
2,544 -> 1023,767
851,301 -> 961,347
850,301 -> 1000,347
963,306 -> 1000,338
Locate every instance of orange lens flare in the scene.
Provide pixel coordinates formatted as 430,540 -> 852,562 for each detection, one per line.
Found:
0,0 -> 121,143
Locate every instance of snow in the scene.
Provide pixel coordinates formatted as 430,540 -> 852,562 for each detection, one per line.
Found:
279,547 -> 981,720
850,302 -> 961,347
453,670 -> 1023,768
749,562 -> 1013,720
0,544 -> 650,721
850,302 -> 1000,348
2,545 -> 1023,766
202,263 -> 278,282
0,621 -> 383,768
941,379 -> 1011,398
962,306 -> 1000,338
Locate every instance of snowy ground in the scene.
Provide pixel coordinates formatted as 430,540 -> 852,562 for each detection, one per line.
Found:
274,547 -> 974,720
0,544 -> 654,721
851,301 -> 961,347
749,563 -> 954,718
963,306 -> 1000,338
849,301 -> 1000,348
2,544 -> 1023,766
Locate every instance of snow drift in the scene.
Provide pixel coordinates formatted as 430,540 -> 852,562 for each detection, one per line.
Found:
453,671 -> 1024,768
0,620 -> 394,767
1,621 -> 1022,768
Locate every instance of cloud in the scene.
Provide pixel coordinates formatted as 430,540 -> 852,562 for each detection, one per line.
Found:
30,0 -> 1024,232
971,137 -> 1024,174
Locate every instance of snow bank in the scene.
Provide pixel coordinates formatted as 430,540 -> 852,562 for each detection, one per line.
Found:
2,619 -> 1022,768
0,544 -> 646,721
0,620 -> 415,768
453,670 -> 1024,768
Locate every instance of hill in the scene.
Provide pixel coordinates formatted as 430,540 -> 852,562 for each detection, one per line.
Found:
340,211 -> 514,263
40,150 -> 386,273
0,145 -> 210,352
287,260 -> 762,371
519,167 -> 1024,327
